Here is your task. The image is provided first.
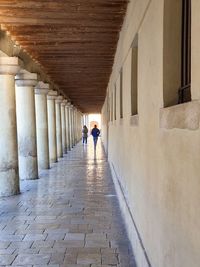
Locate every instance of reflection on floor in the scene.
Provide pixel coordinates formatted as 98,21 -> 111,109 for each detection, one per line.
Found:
0,137 -> 136,267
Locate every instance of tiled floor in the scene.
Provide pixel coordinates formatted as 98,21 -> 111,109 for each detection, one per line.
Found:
0,137 -> 136,267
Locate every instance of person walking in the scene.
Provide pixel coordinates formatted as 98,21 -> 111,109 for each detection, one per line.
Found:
91,124 -> 100,149
82,125 -> 88,144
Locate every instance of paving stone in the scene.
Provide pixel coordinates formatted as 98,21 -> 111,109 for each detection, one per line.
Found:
9,241 -> 33,249
64,233 -> 85,241
46,233 -> 66,240
101,248 -> 116,254
85,239 -> 109,248
0,248 -> 16,255
67,248 -> 100,254
24,233 -> 47,241
0,234 -> 24,241
0,229 -> 16,235
54,240 -> 84,248
31,240 -> 55,249
44,228 -> 69,234
5,265 -> 32,267
0,242 -> 10,249
49,252 -> 65,264
41,248 -> 67,255
14,248 -> 39,254
61,265 -> 90,267
0,224 -> 6,230
101,253 -> 119,265
77,253 -> 101,265
16,229 -> 45,235
0,255 -> 16,265
28,223 -> 60,230
86,233 -> 107,240
13,254 -> 51,265
63,253 -> 78,264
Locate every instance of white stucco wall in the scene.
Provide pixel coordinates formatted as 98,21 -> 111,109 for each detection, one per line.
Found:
101,1 -> 200,267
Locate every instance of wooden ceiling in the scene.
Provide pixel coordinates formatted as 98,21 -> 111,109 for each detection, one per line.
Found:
0,0 -> 127,113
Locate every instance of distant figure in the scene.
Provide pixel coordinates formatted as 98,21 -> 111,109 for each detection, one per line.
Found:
91,125 -> 100,149
82,125 -> 88,144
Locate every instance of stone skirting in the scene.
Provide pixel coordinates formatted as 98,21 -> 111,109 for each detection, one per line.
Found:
109,162 -> 152,267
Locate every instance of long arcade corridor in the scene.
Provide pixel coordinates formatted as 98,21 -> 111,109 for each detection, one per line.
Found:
0,138 -> 135,267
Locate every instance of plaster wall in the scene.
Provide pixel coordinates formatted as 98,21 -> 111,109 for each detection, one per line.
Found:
101,0 -> 200,267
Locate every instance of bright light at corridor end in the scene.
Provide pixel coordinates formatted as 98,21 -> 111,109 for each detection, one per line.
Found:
84,114 -> 101,131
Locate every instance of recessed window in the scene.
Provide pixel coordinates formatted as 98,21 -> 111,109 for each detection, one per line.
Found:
107,96 -> 110,122
120,69 -> 123,118
131,35 -> 138,116
163,0 -> 191,107
110,93 -> 113,122
179,0 -> 191,103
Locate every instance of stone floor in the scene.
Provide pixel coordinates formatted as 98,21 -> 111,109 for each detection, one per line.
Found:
0,137 -> 136,267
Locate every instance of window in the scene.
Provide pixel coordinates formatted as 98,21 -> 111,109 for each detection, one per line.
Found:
114,85 -> 117,120
131,35 -> 138,115
179,0 -> 191,103
163,0 -> 191,107
110,92 -> 113,122
120,69 -> 123,118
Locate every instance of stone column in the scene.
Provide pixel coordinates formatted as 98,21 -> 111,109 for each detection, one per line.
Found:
0,57 -> 20,196
73,108 -> 76,145
47,90 -> 57,164
61,100 -> 67,154
74,108 -> 78,144
55,96 -> 63,158
35,82 -> 50,170
15,72 -> 38,180
71,105 -> 75,147
69,105 -> 74,148
65,103 -> 71,151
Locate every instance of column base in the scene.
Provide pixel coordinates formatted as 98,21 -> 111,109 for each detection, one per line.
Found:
50,158 -> 58,164
19,156 -> 38,180
0,169 -> 20,197
38,161 -> 50,170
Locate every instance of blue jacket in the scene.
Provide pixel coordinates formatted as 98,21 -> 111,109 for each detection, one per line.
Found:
91,128 -> 100,138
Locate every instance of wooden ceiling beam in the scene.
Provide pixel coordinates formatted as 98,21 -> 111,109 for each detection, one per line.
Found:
1,0 -> 128,112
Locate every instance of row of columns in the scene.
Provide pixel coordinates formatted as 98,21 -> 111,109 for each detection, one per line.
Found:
0,56 -> 82,197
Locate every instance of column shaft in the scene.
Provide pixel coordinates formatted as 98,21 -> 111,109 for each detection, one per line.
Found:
56,96 -> 63,158
15,73 -> 38,180
61,102 -> 67,154
47,91 -> 57,163
35,83 -> 49,170
65,105 -> 70,150
72,107 -> 75,146
0,57 -> 20,196
69,107 -> 73,148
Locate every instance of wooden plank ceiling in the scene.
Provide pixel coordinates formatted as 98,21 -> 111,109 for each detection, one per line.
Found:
0,0 -> 127,113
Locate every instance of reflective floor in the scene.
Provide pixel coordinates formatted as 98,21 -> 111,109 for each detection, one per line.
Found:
0,137 -> 136,267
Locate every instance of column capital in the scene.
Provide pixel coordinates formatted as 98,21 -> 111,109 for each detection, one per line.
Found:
35,81 -> 49,95
61,100 -> 68,106
55,96 -> 63,104
47,90 -> 57,100
15,72 -> 38,87
0,57 -> 20,75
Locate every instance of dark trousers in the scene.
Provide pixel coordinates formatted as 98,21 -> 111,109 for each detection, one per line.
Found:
93,137 -> 98,148
83,137 -> 87,144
